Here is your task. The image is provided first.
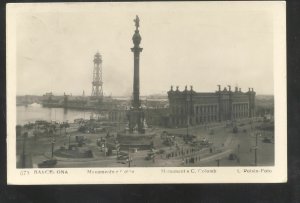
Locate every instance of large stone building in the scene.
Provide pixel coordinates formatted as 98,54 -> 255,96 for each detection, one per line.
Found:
167,85 -> 256,127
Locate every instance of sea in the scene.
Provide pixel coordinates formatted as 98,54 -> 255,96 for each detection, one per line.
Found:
17,103 -> 97,125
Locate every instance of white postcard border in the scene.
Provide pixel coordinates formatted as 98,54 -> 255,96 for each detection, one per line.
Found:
6,2 -> 287,184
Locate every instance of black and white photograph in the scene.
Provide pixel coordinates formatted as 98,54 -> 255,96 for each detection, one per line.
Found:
6,2 -> 286,184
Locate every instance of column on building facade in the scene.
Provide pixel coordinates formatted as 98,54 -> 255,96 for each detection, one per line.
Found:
211,105 -> 214,121
242,104 -> 244,118
195,105 -> 198,124
212,105 -> 214,122
215,105 -> 218,121
233,104 -> 235,119
204,106 -> 207,123
211,105 -> 213,122
210,105 -> 212,122
240,104 -> 243,118
207,106 -> 210,122
207,105 -> 209,122
247,103 -> 250,117
241,104 -> 243,118
203,106 -> 205,123
216,105 -> 218,121
197,105 -> 200,124
216,105 -> 219,121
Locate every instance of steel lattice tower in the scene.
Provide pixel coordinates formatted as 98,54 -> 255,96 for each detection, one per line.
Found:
91,52 -> 103,100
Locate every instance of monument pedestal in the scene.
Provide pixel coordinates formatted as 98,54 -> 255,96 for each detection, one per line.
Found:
116,131 -> 156,150
127,107 -> 145,133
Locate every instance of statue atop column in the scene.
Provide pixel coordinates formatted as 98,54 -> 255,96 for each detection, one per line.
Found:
134,15 -> 140,30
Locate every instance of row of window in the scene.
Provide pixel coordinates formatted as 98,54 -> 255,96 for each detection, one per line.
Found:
171,103 -> 249,116
171,105 -> 219,115
232,103 -> 249,119
232,103 -> 249,111
195,115 -> 218,123
171,106 -> 188,115
170,115 -> 218,125
194,105 -> 218,115
233,112 -> 248,118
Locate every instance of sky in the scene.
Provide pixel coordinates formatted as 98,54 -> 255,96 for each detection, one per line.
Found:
15,2 -> 276,96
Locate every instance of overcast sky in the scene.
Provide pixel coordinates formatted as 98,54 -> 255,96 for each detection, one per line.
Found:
15,2 -> 276,96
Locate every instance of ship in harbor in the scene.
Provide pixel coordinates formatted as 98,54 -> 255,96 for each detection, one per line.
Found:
41,91 -> 128,111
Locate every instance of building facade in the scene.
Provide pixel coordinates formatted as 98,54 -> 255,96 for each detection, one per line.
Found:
167,85 -> 256,127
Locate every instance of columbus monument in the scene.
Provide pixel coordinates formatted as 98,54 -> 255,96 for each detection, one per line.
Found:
127,15 -> 145,134
116,16 -> 154,151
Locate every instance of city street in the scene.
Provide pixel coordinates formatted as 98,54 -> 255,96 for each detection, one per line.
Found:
18,116 -> 274,168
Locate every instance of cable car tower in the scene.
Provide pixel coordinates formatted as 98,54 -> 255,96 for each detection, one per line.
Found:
91,52 -> 103,101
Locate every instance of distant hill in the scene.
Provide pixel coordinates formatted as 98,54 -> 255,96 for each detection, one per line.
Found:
256,94 -> 274,100
256,95 -> 274,108
143,94 -> 168,100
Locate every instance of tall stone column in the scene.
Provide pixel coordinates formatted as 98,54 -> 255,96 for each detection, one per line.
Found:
131,15 -> 143,109
131,36 -> 143,108
128,15 -> 145,133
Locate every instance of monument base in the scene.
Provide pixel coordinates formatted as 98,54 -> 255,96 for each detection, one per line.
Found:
127,107 -> 145,133
116,131 -> 156,150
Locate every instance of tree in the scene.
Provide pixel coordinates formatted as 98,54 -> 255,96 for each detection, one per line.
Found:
59,123 -> 63,136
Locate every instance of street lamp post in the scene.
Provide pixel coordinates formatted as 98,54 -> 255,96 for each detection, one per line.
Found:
127,156 -> 132,167
21,132 -> 28,168
216,159 -> 220,167
104,139 -> 107,157
152,153 -> 156,163
51,137 -> 56,159
115,141 -> 120,157
254,132 -> 259,166
68,134 -> 71,149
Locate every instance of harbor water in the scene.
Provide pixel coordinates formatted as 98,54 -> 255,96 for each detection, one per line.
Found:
17,103 -> 98,125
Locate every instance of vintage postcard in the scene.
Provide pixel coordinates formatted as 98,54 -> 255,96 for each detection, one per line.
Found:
6,2 -> 286,184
